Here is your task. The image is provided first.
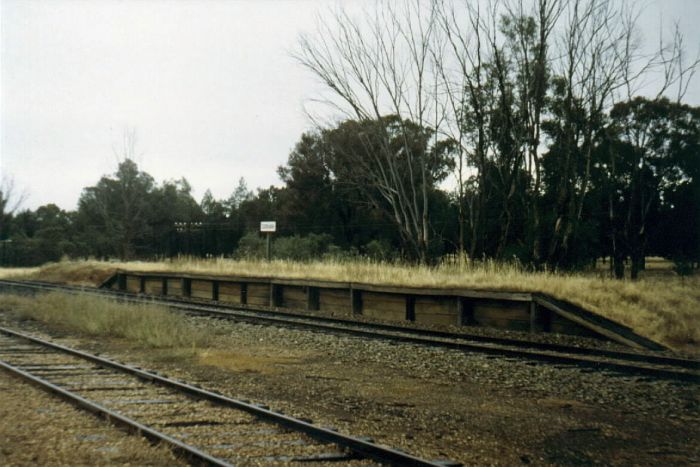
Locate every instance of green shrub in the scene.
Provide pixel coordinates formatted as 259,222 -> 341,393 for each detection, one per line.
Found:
672,256 -> 696,277
272,233 -> 334,261
364,239 -> 396,262
235,232 -> 266,259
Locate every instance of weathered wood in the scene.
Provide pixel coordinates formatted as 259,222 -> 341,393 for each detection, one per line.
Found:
125,276 -> 141,293
319,289 -> 352,314
271,278 -> 351,289
362,292 -> 406,321
117,274 -> 127,291
421,314 -> 462,326
458,298 -> 475,325
190,280 -> 211,291
307,287 -> 320,311
144,278 -> 163,295
240,283 -> 248,305
281,285 -> 306,309
166,278 -> 182,296
351,289 -> 362,315
415,297 -> 459,326
247,284 -> 270,306
550,321 -> 601,338
190,280 -> 212,300
351,282 -> 532,301
98,274 -> 119,289
405,296 -> 416,322
104,270 -> 669,350
218,282 -> 241,304
116,269 -> 531,301
529,302 -> 550,333
533,294 -> 666,350
473,300 -> 530,322
270,284 -> 283,307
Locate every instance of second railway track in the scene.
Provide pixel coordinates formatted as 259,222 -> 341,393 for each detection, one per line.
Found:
0,279 -> 698,383
0,325 -> 458,466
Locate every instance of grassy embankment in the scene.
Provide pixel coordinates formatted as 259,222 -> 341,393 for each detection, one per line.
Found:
0,258 -> 698,353
0,292 -> 208,352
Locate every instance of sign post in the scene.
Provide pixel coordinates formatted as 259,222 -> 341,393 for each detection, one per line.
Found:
260,221 -> 276,261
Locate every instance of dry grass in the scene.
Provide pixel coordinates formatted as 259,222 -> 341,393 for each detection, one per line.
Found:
1,257 -> 698,352
0,266 -> 41,279
197,349 -> 306,375
0,292 -> 209,351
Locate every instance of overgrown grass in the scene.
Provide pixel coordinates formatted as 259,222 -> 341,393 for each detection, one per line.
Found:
1,257 -> 698,352
0,292 -> 209,351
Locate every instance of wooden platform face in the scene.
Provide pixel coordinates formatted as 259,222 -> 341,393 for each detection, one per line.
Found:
549,313 -> 601,338
126,276 -> 141,293
166,279 -> 182,297
281,285 -> 307,310
218,282 -> 242,304
414,296 -> 459,326
472,299 -> 531,331
319,288 -> 351,314
144,278 -> 162,295
190,280 -> 213,300
247,284 -> 270,306
362,291 -> 406,322
107,271 -> 663,347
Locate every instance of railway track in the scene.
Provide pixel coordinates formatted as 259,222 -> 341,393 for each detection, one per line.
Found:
0,325 -> 457,466
1,279 -> 698,383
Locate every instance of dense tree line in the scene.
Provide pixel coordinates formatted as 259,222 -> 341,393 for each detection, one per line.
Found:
0,93 -> 697,276
294,0 -> 699,275
0,0 -> 697,277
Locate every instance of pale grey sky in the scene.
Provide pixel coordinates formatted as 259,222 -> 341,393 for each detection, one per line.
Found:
1,0 -> 699,211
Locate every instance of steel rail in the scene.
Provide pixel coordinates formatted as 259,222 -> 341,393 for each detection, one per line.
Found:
0,325 -> 458,467
0,358 -> 232,466
1,280 -> 698,382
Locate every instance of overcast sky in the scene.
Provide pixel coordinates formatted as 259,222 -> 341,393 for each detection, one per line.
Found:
2,0 -> 699,211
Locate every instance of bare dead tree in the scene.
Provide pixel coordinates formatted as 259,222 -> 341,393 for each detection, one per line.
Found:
0,176 -> 27,239
500,0 -> 563,264
434,0 -> 492,259
545,0 -> 642,264
296,1 -> 441,261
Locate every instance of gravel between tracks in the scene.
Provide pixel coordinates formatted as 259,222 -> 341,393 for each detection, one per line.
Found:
1,310 -> 698,466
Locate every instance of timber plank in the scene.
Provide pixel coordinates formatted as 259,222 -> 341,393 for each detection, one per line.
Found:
533,294 -> 665,350
319,289 -> 352,314
103,271 -> 666,350
144,278 -> 162,295
166,279 -> 182,296
247,284 -> 270,306
125,276 -> 141,293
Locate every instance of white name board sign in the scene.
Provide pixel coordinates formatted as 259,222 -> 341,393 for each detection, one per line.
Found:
260,221 -> 276,233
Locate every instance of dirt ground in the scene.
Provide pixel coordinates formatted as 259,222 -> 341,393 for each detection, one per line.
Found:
0,312 -> 698,466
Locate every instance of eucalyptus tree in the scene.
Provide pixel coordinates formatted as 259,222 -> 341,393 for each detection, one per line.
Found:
607,98 -> 700,278
77,158 -> 156,259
